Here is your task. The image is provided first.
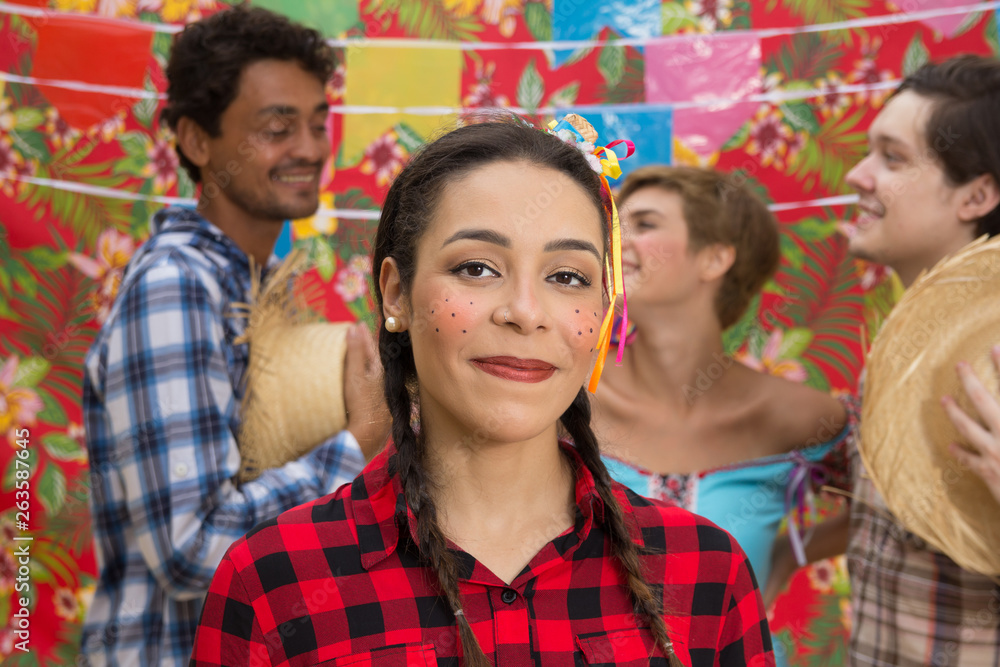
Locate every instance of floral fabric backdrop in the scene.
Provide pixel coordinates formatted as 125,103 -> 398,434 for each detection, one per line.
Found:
0,0 -> 997,663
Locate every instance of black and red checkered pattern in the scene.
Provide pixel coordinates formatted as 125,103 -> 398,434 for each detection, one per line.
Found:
191,444 -> 774,666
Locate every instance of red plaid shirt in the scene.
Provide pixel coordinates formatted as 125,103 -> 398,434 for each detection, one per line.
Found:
191,444 -> 774,666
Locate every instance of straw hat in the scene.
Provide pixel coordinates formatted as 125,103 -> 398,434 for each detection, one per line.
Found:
234,250 -> 350,482
861,234 -> 1000,576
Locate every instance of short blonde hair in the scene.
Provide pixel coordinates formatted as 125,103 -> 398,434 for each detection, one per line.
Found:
618,165 -> 780,328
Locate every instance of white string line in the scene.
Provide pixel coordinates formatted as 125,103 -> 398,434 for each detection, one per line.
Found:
0,1 -> 181,32
0,68 -> 900,111
328,1 -> 1000,49
769,194 -> 858,212
7,173 -> 858,218
320,79 -> 902,114
11,174 -> 191,205
0,1 -> 946,221
7,173 -> 380,218
0,71 -> 163,99
0,0 -> 996,48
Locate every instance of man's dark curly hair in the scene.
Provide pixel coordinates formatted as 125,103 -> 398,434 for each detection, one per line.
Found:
160,5 -> 334,183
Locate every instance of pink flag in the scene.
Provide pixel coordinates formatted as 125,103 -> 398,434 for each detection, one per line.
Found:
645,34 -> 761,161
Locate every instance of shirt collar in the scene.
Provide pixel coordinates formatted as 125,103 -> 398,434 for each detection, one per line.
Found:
351,440 -> 645,571
150,205 -> 280,274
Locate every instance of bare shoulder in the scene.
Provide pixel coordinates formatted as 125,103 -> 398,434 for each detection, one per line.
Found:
744,368 -> 847,450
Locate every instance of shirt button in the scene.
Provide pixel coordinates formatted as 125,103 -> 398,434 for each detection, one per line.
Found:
500,589 -> 517,605
173,463 -> 189,478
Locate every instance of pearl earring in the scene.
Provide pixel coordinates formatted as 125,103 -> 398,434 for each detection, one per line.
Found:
385,316 -> 401,332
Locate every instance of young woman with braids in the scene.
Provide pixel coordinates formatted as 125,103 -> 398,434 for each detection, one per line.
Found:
191,119 -> 774,666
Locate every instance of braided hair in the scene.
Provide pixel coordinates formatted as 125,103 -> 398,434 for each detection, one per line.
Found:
372,119 -> 683,666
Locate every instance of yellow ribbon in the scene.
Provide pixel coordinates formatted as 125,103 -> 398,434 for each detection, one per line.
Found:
595,145 -> 622,180
546,116 -> 629,392
587,173 -> 625,393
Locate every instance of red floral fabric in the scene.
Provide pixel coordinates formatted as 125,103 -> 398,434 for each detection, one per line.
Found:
0,1 -> 997,665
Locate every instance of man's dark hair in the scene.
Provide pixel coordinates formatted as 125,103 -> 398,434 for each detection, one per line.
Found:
896,55 -> 1000,237
160,5 -> 334,183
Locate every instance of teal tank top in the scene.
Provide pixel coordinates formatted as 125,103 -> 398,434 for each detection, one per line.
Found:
603,434 -> 845,588
603,427 -> 850,667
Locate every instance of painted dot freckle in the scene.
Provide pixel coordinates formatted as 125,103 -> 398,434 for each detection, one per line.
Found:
462,330 -> 467,333
577,331 -> 582,336
451,313 -> 455,317
590,328 -> 593,333
575,309 -> 579,313
435,328 -> 439,332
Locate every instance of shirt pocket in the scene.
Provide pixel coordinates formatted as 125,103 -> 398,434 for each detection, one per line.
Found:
320,642 -> 437,666
575,628 -> 666,666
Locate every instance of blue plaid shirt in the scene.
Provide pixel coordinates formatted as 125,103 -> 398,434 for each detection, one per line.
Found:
80,207 -> 366,667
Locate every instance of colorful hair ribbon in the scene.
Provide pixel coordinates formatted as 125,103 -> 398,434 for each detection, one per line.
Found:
546,115 -> 634,393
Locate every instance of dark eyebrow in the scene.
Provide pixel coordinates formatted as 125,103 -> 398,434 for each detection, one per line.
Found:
442,229 -> 511,248
257,103 -> 328,118
624,207 -> 659,218
441,229 -> 601,261
544,238 -> 602,262
257,105 -> 299,118
870,132 -> 911,151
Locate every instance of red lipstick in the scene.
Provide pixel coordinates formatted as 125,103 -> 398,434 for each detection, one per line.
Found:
471,356 -> 556,383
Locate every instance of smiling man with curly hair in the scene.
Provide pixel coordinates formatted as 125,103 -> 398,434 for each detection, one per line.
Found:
79,7 -> 387,666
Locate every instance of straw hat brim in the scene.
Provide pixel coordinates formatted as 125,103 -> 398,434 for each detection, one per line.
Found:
239,322 -> 350,482
860,234 -> 1000,576
236,250 -> 351,482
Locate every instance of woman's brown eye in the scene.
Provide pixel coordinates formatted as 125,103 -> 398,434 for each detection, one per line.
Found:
451,262 -> 497,278
553,272 -> 585,286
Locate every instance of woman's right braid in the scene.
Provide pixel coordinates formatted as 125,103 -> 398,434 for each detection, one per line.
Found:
381,337 -> 491,667
562,390 -> 685,667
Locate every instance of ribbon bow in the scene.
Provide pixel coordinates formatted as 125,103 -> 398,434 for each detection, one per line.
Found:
785,452 -> 829,567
